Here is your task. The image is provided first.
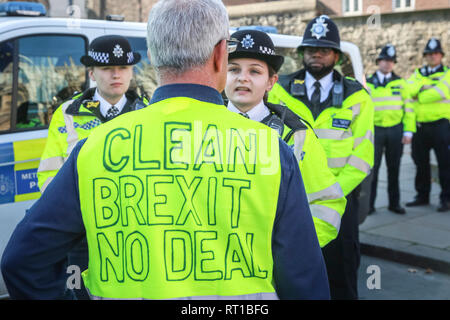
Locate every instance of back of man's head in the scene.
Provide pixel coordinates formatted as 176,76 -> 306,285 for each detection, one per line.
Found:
147,0 -> 229,75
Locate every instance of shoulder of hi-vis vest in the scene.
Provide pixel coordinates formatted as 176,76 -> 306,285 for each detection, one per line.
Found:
77,96 -> 283,299
37,89 -> 149,192
410,67 -> 450,122
366,74 -> 416,132
265,103 -> 346,247
268,73 -> 374,196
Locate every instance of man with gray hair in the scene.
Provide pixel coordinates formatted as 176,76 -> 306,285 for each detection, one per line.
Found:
1,0 -> 329,300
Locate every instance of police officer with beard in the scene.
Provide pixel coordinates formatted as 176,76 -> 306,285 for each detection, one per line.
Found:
269,15 -> 374,299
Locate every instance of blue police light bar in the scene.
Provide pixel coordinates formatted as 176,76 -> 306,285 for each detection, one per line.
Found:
235,26 -> 278,34
0,1 -> 46,17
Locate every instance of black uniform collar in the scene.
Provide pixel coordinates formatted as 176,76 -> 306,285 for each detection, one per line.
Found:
65,88 -> 142,121
367,71 -> 400,87
419,64 -> 445,76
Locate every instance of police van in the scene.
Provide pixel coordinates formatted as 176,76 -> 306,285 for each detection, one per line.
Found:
0,2 -> 365,298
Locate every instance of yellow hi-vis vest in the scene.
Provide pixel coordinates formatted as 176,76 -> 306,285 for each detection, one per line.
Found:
366,74 -> 416,132
269,75 -> 374,197
269,106 -> 346,248
77,97 -> 281,299
407,66 -> 450,123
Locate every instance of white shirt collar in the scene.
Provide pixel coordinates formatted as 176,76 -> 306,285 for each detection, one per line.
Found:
93,89 -> 127,118
227,100 -> 270,123
376,70 -> 392,84
305,71 -> 333,103
428,64 -> 442,74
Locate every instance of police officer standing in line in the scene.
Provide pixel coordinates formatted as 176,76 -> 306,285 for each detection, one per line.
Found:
225,29 -> 346,248
269,15 -> 374,299
36,35 -> 148,300
37,35 -> 148,192
366,44 -> 415,215
1,0 -> 330,300
406,38 -> 450,212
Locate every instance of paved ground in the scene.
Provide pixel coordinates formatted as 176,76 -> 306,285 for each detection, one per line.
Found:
358,255 -> 450,300
359,144 -> 450,275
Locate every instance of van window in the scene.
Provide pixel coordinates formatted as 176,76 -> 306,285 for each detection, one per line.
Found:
0,40 -> 13,131
17,35 -> 87,128
0,35 -> 88,133
125,36 -> 158,98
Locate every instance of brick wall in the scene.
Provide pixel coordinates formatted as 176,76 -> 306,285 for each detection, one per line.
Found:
320,0 -> 450,16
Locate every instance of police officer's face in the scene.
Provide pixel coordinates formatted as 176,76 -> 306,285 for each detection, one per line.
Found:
225,58 -> 278,112
377,59 -> 395,74
424,52 -> 443,68
89,66 -> 133,102
303,47 -> 340,79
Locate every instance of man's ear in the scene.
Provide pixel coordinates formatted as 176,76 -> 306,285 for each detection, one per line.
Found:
213,39 -> 228,73
268,74 -> 279,91
147,49 -> 152,64
88,67 -> 95,82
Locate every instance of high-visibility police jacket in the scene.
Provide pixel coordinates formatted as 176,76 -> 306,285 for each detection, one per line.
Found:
37,87 -> 148,192
406,65 -> 450,123
261,102 -> 346,247
366,72 -> 416,132
268,69 -> 374,196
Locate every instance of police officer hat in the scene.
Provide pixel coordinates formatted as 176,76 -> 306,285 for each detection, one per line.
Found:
376,44 -> 397,63
228,29 -> 284,72
298,15 -> 341,53
423,38 -> 444,56
80,35 -> 141,67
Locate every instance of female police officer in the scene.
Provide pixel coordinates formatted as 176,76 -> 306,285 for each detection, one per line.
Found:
225,29 -> 346,248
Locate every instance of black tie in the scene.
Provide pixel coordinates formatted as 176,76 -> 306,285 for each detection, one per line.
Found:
105,105 -> 120,121
239,112 -> 249,119
311,81 -> 321,117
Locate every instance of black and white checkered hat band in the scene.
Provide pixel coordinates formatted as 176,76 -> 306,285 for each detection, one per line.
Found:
88,50 -> 110,64
259,46 -> 275,55
127,52 -> 134,64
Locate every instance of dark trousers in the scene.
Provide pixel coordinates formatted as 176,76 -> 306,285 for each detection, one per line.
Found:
411,119 -> 450,203
322,188 -> 360,300
370,124 -> 404,208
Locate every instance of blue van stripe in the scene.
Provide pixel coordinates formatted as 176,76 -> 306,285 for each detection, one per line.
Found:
0,142 -> 14,165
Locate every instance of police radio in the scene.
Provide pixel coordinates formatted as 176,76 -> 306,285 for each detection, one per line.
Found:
332,78 -> 344,107
290,80 -> 306,97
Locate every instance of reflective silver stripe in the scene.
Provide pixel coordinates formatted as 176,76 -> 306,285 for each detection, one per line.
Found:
420,85 -> 434,91
404,99 -> 415,103
432,86 -> 447,100
348,154 -> 371,174
354,130 -> 374,148
61,101 -> 80,156
442,79 -> 450,91
374,105 -> 402,111
307,182 -> 344,203
310,204 -> 341,231
327,157 -> 347,168
40,176 -> 54,193
89,292 -> 279,300
292,130 -> 306,163
315,128 -> 352,140
350,103 -> 360,119
328,155 -> 371,174
37,156 -> 64,173
404,108 -> 414,113
372,96 -> 402,102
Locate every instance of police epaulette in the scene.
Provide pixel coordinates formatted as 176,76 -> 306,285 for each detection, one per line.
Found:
65,88 -> 97,115
266,102 -> 307,131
